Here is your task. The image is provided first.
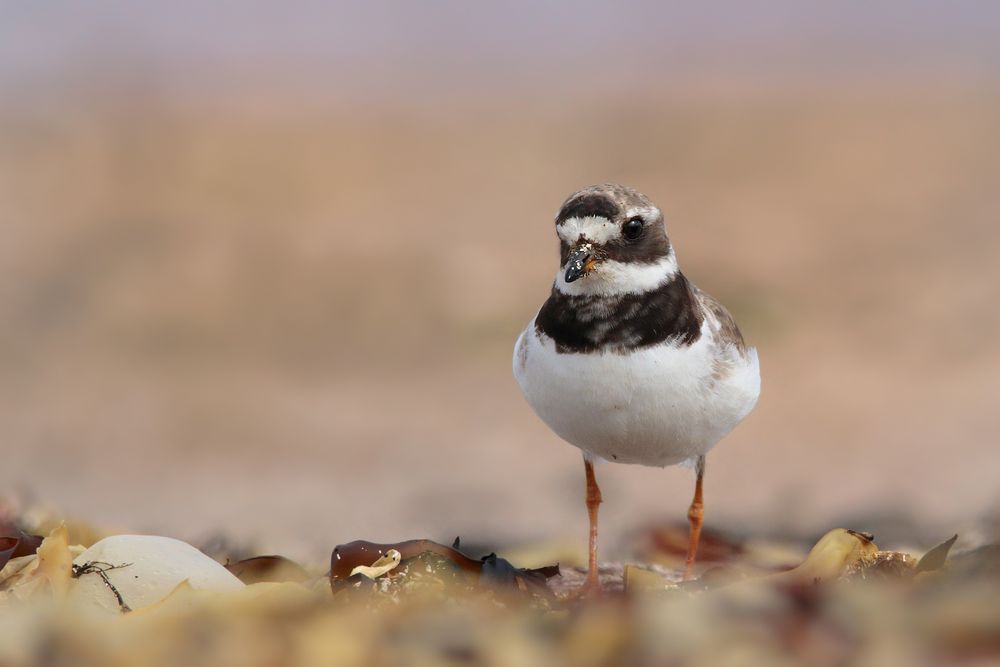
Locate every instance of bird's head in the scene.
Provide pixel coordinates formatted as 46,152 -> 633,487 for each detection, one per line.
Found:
553,184 -> 677,296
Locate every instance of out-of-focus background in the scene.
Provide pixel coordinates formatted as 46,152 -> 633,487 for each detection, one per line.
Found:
2,2 -> 999,560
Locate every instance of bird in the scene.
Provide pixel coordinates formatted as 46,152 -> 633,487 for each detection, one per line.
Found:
513,183 -> 760,591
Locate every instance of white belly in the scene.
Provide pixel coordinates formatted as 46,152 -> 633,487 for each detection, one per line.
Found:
514,320 -> 760,466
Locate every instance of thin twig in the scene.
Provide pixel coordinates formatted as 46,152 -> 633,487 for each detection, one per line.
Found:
72,560 -> 134,613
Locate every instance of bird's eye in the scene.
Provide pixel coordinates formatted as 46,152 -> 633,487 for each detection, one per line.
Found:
623,217 -> 644,240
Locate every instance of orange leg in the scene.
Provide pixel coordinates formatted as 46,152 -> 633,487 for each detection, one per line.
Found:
583,457 -> 603,592
683,456 -> 706,581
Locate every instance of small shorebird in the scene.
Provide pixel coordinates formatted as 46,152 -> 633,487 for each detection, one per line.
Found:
513,184 -> 760,589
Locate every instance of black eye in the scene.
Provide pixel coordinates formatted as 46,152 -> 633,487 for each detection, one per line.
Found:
623,217 -> 644,240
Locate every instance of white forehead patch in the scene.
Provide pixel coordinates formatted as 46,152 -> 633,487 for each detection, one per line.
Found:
625,206 -> 661,225
557,216 -> 620,245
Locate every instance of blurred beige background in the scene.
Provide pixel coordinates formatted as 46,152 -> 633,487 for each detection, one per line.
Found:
2,2 -> 999,559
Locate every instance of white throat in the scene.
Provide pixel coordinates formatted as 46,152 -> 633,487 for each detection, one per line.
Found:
554,253 -> 679,297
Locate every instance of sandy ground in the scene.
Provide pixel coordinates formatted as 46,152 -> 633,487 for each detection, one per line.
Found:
2,81 -> 999,561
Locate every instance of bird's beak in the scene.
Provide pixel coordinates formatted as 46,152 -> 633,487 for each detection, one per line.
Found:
564,244 -> 600,283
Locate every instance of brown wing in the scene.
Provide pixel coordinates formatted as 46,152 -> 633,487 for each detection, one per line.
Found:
695,287 -> 748,354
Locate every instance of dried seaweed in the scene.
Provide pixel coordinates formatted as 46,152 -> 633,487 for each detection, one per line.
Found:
225,555 -> 309,585
0,531 -> 43,571
3,516 -> 1000,664
330,538 -> 559,595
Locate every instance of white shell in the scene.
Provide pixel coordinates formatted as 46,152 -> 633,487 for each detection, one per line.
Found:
69,535 -> 243,615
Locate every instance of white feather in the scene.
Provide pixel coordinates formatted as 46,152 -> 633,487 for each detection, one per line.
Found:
513,319 -> 760,467
556,216 -> 620,244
